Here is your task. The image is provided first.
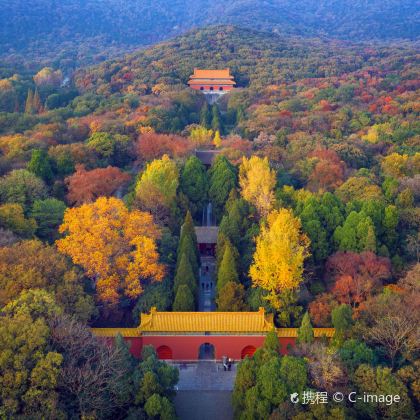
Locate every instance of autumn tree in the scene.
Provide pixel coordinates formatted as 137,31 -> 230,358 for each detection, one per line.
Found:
0,240 -> 95,322
249,209 -> 310,310
326,251 -> 391,308
57,197 -> 164,304
136,132 -> 192,162
135,154 -> 179,223
65,164 -> 130,205
0,203 -> 37,237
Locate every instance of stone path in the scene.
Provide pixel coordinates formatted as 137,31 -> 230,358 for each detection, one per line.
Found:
174,391 -> 233,420
198,256 -> 216,311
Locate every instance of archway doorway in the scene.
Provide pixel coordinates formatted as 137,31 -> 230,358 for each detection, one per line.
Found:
241,345 -> 256,359
156,345 -> 173,360
198,342 -> 215,360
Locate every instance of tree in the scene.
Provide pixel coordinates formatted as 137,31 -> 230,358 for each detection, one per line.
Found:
176,211 -> 200,275
326,251 -> 391,308
0,169 -> 47,212
216,281 -> 247,311
200,102 -> 212,128
249,209 -> 310,310
331,304 -> 353,343
213,130 -> 222,148
217,240 -> 239,292
180,156 -> 208,220
65,164 -> 130,205
239,156 -> 276,218
208,155 -> 237,221
86,132 -> 116,164
31,198 -> 66,241
135,154 -> 179,223
0,240 -> 95,322
297,312 -> 314,344
353,365 -> 415,419
173,253 -> 197,296
28,149 -> 54,183
308,293 -> 337,327
339,339 -> 376,372
335,176 -> 383,203
57,197 -> 164,305
136,132 -> 192,162
333,211 -> 378,253
0,203 -> 37,237
211,104 -> 223,133
173,284 -> 195,311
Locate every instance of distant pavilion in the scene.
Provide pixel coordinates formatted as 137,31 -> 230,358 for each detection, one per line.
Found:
188,69 -> 236,93
92,308 -> 335,361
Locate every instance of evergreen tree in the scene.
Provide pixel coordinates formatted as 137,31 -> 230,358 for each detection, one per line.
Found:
176,211 -> 200,275
180,156 -> 208,220
216,281 -> 247,311
217,240 -> 239,292
33,88 -> 42,113
28,149 -> 54,183
211,104 -> 223,133
200,102 -> 212,128
208,156 -> 237,221
173,252 -> 197,295
173,284 -> 195,311
331,304 -> 353,344
25,89 -> 34,114
297,312 -> 314,344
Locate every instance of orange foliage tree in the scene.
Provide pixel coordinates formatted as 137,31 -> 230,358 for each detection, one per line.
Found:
326,251 -> 391,309
136,132 -> 192,162
65,165 -> 131,205
56,197 -> 164,304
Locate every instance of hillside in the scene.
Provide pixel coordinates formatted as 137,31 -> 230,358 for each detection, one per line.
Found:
75,25 -> 418,95
1,0 -> 419,68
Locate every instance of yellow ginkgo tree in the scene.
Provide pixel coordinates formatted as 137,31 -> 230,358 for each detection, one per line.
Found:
249,208 -> 310,310
56,197 -> 165,305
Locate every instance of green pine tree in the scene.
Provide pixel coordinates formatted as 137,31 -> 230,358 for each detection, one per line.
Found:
174,252 -> 197,295
297,312 -> 314,344
25,89 -> 34,114
217,240 -> 239,292
176,211 -> 200,275
200,102 -> 212,128
28,149 -> 54,183
173,284 -> 195,311
211,104 -> 223,133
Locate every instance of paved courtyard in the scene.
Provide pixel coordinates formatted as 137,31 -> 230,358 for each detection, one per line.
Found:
175,391 -> 233,420
174,361 -> 237,391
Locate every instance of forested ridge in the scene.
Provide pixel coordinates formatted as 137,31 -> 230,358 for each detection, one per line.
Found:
0,23 -> 419,419
1,0 -> 419,68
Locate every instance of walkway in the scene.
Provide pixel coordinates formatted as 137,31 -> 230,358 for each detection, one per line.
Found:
198,256 -> 216,311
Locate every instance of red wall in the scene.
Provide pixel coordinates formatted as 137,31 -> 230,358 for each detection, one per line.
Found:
119,335 -> 299,361
190,85 -> 234,91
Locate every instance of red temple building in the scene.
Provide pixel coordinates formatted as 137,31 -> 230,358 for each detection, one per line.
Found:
92,308 -> 335,361
188,69 -> 236,93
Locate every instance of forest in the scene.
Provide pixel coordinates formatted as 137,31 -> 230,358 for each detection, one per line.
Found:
0,22 -> 419,419
1,0 -> 419,69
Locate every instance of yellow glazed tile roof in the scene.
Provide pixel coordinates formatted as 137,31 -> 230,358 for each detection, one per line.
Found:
277,328 -> 336,338
91,328 -> 140,337
139,307 -> 274,333
190,68 -> 234,79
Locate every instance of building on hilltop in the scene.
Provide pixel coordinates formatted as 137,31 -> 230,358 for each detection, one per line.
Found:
92,308 -> 335,361
188,68 -> 236,93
